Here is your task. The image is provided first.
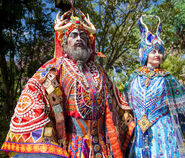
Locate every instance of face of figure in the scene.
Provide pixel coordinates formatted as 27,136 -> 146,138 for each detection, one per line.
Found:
67,29 -> 88,50
147,49 -> 163,68
64,29 -> 92,72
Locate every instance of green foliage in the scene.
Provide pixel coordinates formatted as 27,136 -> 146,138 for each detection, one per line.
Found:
0,0 -> 56,112
75,0 -> 156,71
0,0 -> 57,155
162,54 -> 185,80
147,0 -> 185,52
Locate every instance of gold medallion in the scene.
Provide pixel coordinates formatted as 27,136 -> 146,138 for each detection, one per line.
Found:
138,114 -> 152,133
144,78 -> 151,87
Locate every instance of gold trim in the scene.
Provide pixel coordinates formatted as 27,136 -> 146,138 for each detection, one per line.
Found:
138,114 -> 151,133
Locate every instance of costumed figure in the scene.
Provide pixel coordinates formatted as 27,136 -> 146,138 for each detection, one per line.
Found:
123,15 -> 185,158
1,7 -> 135,158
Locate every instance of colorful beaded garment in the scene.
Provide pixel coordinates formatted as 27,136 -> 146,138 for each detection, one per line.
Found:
124,67 -> 185,157
1,57 -> 135,158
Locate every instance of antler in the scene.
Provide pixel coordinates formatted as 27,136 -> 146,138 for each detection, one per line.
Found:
80,12 -> 96,34
54,11 -> 72,32
141,14 -> 162,46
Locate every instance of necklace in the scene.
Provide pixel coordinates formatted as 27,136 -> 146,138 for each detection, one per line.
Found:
137,67 -> 168,87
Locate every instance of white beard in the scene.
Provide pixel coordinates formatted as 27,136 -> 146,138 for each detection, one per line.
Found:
64,45 -> 93,72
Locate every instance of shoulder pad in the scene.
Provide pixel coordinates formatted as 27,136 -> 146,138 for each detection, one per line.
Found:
33,57 -> 63,81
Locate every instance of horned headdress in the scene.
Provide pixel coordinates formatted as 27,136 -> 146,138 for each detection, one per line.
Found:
138,15 -> 164,66
54,7 -> 96,58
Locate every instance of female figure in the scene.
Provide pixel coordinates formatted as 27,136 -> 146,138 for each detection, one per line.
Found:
124,15 -> 185,158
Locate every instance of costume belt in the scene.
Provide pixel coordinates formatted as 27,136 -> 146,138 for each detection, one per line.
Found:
42,69 -> 66,148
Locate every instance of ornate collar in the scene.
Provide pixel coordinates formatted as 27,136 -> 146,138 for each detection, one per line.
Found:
62,57 -> 103,91
136,66 -> 169,79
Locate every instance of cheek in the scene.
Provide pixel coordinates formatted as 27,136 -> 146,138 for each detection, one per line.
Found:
147,54 -> 154,63
160,55 -> 163,64
81,38 -> 88,45
67,38 -> 74,47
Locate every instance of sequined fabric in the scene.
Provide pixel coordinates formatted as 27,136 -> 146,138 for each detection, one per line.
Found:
124,67 -> 185,158
130,75 -> 180,157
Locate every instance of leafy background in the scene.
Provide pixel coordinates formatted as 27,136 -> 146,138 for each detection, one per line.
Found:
0,0 -> 184,157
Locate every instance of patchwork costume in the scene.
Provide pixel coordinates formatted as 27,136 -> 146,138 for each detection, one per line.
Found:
1,9 -> 134,158
123,15 -> 185,158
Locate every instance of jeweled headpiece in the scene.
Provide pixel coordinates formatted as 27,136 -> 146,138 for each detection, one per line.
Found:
54,8 -> 96,58
138,15 -> 164,66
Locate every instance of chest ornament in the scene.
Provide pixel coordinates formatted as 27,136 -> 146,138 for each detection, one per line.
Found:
138,114 -> 152,133
62,58 -> 105,119
136,67 -> 169,87
144,78 -> 151,88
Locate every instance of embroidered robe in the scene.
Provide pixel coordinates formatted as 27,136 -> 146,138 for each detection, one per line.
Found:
1,57 -> 134,158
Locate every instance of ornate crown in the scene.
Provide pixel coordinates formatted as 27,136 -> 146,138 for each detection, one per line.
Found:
138,15 -> 164,66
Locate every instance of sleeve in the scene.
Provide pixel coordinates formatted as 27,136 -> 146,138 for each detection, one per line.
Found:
165,75 -> 185,114
10,77 -> 51,134
165,75 -> 185,156
123,72 -> 137,108
1,58 -> 69,157
102,70 -> 135,157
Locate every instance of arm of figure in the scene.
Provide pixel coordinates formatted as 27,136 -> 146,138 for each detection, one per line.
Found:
105,76 -> 135,154
165,75 -> 185,143
1,58 -> 69,157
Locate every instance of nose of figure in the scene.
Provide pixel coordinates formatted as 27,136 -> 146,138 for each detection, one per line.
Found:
75,38 -> 84,47
76,34 -> 81,40
156,50 -> 160,55
154,50 -> 163,62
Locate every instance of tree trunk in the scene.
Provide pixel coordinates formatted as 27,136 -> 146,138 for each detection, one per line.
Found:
0,53 -> 13,115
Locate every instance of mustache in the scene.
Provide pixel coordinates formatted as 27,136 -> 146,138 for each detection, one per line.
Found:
74,41 -> 84,47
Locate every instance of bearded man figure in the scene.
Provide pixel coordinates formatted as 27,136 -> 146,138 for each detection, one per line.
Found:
1,9 -> 135,158
63,28 -> 92,72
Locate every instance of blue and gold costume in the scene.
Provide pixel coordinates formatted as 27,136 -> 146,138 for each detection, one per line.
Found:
124,15 -> 185,158
124,67 -> 185,157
